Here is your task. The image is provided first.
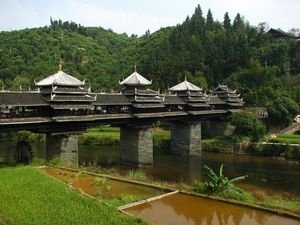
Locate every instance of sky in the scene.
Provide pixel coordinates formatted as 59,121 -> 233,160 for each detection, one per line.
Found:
0,0 -> 299,36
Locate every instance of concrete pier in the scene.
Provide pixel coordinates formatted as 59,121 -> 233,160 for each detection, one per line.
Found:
170,121 -> 201,156
120,125 -> 153,167
46,134 -> 78,167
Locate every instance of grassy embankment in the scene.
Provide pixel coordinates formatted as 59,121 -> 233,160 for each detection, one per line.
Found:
0,166 -> 146,225
270,134 -> 300,144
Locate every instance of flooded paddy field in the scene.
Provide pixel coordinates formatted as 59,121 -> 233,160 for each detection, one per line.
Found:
42,167 -> 164,206
123,192 -> 300,225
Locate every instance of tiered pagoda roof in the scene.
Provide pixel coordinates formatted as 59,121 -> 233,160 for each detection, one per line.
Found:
169,79 -> 210,109
120,67 -> 164,109
119,67 -> 152,87
211,84 -> 244,107
36,65 -> 96,110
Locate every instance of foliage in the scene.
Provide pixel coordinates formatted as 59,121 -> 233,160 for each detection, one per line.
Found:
284,145 -> 300,160
92,177 -> 107,186
103,194 -> 144,208
204,164 -> 247,193
127,169 -> 147,182
16,131 -> 44,143
0,166 -> 146,225
202,137 -> 235,153
0,6 -> 300,122
230,112 -> 266,141
267,96 -> 300,126
194,164 -> 251,201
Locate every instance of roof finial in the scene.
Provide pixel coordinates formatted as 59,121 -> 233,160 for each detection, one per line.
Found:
58,62 -> 63,72
134,64 -> 137,72
184,75 -> 187,81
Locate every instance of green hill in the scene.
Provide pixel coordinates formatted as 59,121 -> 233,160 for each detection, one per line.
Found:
0,4 -> 299,123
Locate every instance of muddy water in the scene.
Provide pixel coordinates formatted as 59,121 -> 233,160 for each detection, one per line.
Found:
43,167 -> 162,200
78,145 -> 300,199
1,142 -> 300,198
124,193 -> 300,225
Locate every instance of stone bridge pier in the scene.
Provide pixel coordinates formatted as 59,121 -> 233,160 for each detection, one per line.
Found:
170,121 -> 202,156
119,121 -> 203,167
120,124 -> 153,167
46,133 -> 78,167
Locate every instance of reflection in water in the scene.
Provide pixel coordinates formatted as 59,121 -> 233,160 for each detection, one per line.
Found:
124,193 -> 300,225
1,143 -> 300,198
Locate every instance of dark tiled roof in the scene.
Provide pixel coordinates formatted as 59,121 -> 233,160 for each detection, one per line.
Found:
0,92 -> 48,106
187,103 -> 210,108
135,96 -> 164,102
50,104 -> 95,110
49,94 -> 96,102
164,96 -> 185,105
95,94 -> 131,105
208,96 -> 225,105
123,89 -> 159,96
188,110 -> 227,115
53,87 -> 89,94
132,103 -> 165,108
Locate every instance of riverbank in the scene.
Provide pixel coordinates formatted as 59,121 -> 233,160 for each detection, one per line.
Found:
72,164 -> 300,215
0,166 -> 146,225
77,126 -> 300,160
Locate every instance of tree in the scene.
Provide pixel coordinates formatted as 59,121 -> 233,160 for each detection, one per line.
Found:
206,9 -> 214,31
230,111 -> 266,141
233,13 -> 244,32
190,4 -> 206,36
268,96 -> 300,127
223,12 -> 231,31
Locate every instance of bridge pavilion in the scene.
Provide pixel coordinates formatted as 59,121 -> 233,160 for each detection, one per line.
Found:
0,66 -> 244,166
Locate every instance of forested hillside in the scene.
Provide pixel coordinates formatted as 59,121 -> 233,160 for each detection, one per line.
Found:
0,5 -> 299,124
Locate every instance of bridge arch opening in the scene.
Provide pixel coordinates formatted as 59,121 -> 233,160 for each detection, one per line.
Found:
14,141 -> 34,164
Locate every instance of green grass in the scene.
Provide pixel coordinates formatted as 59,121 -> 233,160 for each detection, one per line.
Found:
103,194 -> 144,208
79,126 -> 171,148
0,166 -> 146,225
261,197 -> 300,214
83,127 -> 120,138
271,134 -> 300,144
127,169 -> 148,182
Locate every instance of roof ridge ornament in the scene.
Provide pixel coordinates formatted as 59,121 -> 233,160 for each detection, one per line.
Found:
58,62 -> 63,72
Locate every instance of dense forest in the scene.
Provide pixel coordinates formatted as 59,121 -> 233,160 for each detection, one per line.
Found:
0,5 -> 299,125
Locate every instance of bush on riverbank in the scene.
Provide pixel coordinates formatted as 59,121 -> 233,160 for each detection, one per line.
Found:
202,137 -> 235,153
193,164 -> 253,202
230,112 -> 266,141
251,143 -> 300,160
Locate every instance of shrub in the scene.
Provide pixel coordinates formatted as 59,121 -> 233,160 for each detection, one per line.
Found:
127,169 -> 147,181
193,164 -> 252,201
230,112 -> 266,141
